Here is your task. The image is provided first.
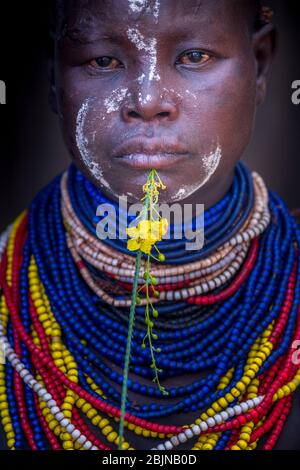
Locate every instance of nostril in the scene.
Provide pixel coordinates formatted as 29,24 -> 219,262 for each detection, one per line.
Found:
158,112 -> 170,118
128,110 -> 140,118
128,110 -> 169,119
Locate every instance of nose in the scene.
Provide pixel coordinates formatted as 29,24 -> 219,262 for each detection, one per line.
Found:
121,80 -> 180,123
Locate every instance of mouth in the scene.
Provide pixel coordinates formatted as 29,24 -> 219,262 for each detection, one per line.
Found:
112,137 -> 190,169
114,152 -> 189,169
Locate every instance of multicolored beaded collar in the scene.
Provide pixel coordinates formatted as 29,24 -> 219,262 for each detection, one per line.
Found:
0,161 -> 300,450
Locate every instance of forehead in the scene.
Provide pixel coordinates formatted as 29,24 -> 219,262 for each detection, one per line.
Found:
63,0 -> 242,41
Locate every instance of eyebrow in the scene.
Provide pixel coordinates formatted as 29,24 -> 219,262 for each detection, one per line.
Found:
64,21 -> 218,49
65,28 -> 126,47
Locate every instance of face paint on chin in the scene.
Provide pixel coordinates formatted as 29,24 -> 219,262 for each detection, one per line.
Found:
170,144 -> 222,202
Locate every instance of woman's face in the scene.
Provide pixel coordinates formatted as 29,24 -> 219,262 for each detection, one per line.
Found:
53,0 -> 264,206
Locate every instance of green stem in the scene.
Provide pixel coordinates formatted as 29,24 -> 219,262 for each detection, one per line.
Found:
118,249 -> 142,450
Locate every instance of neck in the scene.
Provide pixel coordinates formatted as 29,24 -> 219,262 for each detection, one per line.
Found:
180,168 -> 236,210
125,169 -> 236,219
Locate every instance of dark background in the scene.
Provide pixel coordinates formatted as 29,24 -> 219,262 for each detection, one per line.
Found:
0,0 -> 300,231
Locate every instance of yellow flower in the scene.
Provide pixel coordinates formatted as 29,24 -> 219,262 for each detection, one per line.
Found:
126,219 -> 169,254
150,219 -> 169,240
127,238 -> 153,254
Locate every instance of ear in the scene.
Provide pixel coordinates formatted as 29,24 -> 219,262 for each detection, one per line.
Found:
48,56 -> 58,114
252,23 -> 277,106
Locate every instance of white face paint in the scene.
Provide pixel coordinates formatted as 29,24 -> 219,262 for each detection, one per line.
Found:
127,28 -> 160,82
138,92 -> 152,105
128,0 -> 148,13
104,87 -> 131,114
185,89 -> 198,107
128,0 -> 160,21
185,89 -> 197,100
170,144 -> 222,201
162,87 -> 182,101
76,98 -> 111,190
136,73 -> 146,85
161,87 -> 198,109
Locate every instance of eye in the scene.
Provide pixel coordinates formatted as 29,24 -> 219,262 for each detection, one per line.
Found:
88,56 -> 123,70
176,50 -> 210,66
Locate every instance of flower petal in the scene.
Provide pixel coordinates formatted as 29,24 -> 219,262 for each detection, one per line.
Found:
127,239 -> 141,251
126,226 -> 139,238
138,220 -> 152,238
140,240 -> 153,254
160,218 -> 169,236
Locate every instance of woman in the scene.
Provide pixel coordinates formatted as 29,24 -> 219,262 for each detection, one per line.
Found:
1,0 -> 300,450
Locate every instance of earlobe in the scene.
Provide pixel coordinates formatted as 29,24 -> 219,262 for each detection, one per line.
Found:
253,23 -> 277,106
48,57 -> 58,114
256,80 -> 266,107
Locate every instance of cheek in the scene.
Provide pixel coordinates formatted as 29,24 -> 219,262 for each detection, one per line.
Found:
56,71 -> 132,156
190,59 -> 257,156
170,144 -> 223,201
59,75 -> 130,185
56,79 -> 112,188
75,97 -> 113,189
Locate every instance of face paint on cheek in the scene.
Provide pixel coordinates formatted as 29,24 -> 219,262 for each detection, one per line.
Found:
185,90 -> 197,99
185,90 -> 198,108
162,87 -> 183,105
170,144 -> 222,202
127,28 -> 160,82
75,98 -> 111,190
162,87 -> 198,109
201,144 -> 222,188
104,87 -> 131,114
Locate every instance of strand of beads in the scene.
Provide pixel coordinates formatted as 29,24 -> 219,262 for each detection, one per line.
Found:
0,323 -> 99,450
0,226 -> 11,258
0,215 -> 183,450
72,161 -> 254,263
61,170 -> 269,306
31,166 -> 290,392
0,162 -> 300,450
0,220 -> 282,448
29,174 -> 296,420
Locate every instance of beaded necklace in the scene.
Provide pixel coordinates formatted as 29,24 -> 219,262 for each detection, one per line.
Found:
0,161 -> 300,450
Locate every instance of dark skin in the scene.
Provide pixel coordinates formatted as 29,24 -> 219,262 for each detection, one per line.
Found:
50,0 -> 275,210
2,0 -> 299,452
46,0 -> 300,451
46,0 -> 300,452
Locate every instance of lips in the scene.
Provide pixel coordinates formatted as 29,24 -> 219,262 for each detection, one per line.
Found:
112,138 -> 190,169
